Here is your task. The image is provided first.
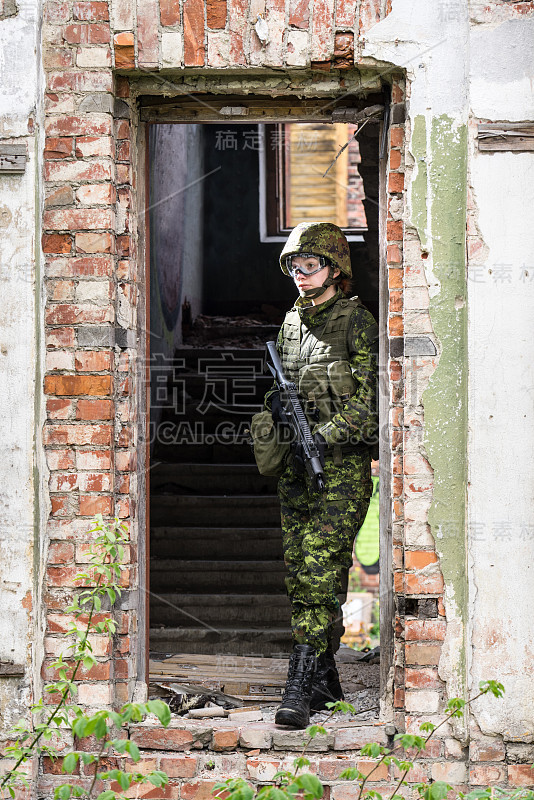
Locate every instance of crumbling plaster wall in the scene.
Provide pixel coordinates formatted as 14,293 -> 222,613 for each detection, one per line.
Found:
0,0 -> 45,733
362,0 -> 470,718
364,0 -> 534,746
467,8 -> 534,742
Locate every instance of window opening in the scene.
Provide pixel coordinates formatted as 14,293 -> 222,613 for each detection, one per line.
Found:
146,113 -> 383,716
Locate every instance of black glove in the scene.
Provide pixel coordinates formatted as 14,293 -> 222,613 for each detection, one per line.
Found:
271,391 -> 285,425
314,432 -> 326,469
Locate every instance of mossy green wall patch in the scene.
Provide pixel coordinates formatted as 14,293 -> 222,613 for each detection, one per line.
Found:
411,114 -> 468,687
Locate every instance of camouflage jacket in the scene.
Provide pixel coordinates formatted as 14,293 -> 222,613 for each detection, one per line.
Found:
264,289 -> 379,447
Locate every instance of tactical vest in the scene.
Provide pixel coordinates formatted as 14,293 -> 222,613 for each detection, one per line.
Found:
280,296 -> 364,381
279,297 -> 366,425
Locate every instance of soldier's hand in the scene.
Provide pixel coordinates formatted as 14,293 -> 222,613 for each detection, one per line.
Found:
271,391 -> 285,425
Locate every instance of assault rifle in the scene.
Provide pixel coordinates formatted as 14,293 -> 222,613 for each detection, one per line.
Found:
265,340 -> 326,493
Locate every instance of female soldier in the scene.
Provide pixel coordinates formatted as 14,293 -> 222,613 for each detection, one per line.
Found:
265,221 -> 379,728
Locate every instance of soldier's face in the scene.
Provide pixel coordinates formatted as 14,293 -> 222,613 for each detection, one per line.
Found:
290,256 -> 339,295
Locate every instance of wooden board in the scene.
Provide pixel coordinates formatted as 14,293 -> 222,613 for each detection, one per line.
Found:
478,123 -> 534,151
150,653 -> 289,702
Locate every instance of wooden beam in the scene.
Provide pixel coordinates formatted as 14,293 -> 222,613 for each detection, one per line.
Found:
478,122 -> 534,152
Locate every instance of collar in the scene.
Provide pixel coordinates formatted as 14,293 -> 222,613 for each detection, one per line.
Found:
294,288 -> 344,327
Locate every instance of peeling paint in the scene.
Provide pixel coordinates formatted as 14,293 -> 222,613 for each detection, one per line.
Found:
411,114 -> 469,699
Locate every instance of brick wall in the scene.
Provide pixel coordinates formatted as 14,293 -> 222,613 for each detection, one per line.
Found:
36,0 -> 505,795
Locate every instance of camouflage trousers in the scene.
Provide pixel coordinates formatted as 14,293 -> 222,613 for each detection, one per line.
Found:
278,450 -> 372,656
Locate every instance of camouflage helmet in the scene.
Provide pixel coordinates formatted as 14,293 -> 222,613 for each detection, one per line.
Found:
279,221 -> 352,277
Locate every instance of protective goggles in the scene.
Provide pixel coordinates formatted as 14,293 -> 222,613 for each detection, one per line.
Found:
285,254 -> 329,276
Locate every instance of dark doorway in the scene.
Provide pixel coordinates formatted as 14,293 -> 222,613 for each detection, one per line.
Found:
147,117 -> 381,670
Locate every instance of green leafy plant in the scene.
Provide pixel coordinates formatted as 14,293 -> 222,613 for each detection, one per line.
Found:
214,682 -> 512,800
0,516 -> 171,800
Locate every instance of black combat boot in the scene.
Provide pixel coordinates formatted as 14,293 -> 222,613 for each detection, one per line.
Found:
275,644 -> 317,728
310,645 -> 344,711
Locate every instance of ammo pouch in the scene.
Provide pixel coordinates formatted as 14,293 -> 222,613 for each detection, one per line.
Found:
250,411 -> 290,477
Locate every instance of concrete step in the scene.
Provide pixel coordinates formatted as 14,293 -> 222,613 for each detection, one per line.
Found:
149,592 -> 291,626
152,441 -> 256,464
150,559 -> 287,592
150,495 -> 281,527
174,347 -> 275,370
149,625 -> 292,656
150,526 -> 283,560
150,463 -> 278,495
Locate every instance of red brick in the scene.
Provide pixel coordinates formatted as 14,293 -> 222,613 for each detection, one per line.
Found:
387,244 -> 402,265
47,279 -> 75,302
181,781 -> 219,800
114,31 -> 135,68
311,0 -> 335,61
63,22 -> 110,43
116,120 -> 130,139
160,0 -> 181,24
359,0 -> 380,36
43,233 -> 72,254
116,497 -> 130,518
392,82 -> 404,103
47,256 -> 113,278
159,755 -> 198,778
288,0 -> 310,26
45,375 -> 111,397
47,70 -> 113,92
387,219 -> 403,241
137,0 -> 159,66
130,727 -> 194,751
75,232 -> 114,254
44,137 -> 74,159
405,574 -> 444,594
45,185 -> 76,207
75,136 -> 113,158
335,0 -> 357,26
405,550 -> 438,570
469,766 -> 506,785
47,398 -> 74,419
78,472 -> 112,491
211,728 -> 239,751
75,350 -> 112,372
76,184 -> 114,205
389,315 -> 403,337
206,0 -> 226,27
44,1 -> 71,23
388,268 -> 402,289
115,449 -> 135,471
76,398 -> 114,420
116,473 -> 130,493
73,1 -> 109,20
46,449 -> 76,470
44,423 -> 112,446
389,149 -> 401,170
49,471 -> 78,492
508,765 -> 534,787
79,494 -> 113,516
405,667 -> 441,689
405,643 -> 442,666
183,0 -> 205,66
389,172 -> 405,193
115,76 -> 130,97
44,209 -> 113,231
45,115 -> 112,137
48,541 -> 75,564
76,449 -> 111,469
116,234 -> 130,257
47,564 -> 84,586
44,160 -> 112,182
389,291 -> 402,313
390,127 -> 404,147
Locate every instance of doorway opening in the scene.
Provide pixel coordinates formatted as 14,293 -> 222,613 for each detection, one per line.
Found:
144,100 -> 385,710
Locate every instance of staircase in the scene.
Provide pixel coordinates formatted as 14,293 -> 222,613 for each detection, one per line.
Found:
150,345 -> 293,656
